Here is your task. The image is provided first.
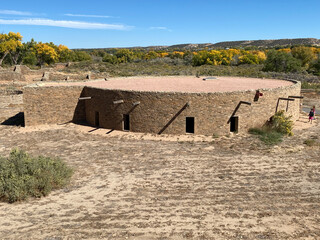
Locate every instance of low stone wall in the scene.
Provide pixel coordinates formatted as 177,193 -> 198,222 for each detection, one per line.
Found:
0,72 -> 26,81
23,85 -> 85,126
23,80 -> 301,135
33,72 -> 105,81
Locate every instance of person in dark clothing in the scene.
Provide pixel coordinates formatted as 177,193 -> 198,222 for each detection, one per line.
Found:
309,109 -> 314,124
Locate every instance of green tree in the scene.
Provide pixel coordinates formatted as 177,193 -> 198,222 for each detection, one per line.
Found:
291,46 -> 315,68
72,51 -> 92,61
115,49 -> 134,63
102,53 -> 118,64
263,50 -> 302,73
22,39 -> 38,65
308,54 -> 320,75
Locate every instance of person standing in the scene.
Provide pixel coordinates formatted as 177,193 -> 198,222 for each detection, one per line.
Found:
309,109 -> 315,124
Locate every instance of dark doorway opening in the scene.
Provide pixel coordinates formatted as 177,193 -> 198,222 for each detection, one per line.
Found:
95,111 -> 99,127
230,116 -> 239,132
186,117 -> 194,133
123,114 -> 130,131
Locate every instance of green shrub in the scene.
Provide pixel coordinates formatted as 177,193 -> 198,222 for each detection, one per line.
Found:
249,111 -> 293,145
303,139 -> 320,147
0,149 -> 73,203
258,130 -> 283,145
308,56 -> 320,76
249,127 -> 283,145
248,127 -> 265,135
301,82 -> 320,90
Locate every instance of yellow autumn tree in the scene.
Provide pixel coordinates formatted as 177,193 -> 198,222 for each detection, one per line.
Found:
278,48 -> 291,53
144,51 -> 159,60
159,52 -> 169,58
291,46 -> 315,67
310,47 -> 320,54
34,42 -> 58,66
0,32 -> 23,65
253,50 -> 267,62
57,44 -> 73,62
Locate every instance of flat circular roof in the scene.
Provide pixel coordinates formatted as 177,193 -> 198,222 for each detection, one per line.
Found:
46,76 -> 294,93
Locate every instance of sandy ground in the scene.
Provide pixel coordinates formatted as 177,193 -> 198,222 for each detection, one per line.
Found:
0,94 -> 320,240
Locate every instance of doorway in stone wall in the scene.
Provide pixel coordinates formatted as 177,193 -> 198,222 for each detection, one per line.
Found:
230,116 -> 239,132
186,117 -> 194,133
123,114 -> 130,131
95,111 -> 99,127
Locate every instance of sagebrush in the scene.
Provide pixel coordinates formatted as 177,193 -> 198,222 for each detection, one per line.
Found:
0,149 -> 73,203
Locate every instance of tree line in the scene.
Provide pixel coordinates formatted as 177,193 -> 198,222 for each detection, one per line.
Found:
90,46 -> 320,76
0,32 -> 319,76
0,32 -> 91,67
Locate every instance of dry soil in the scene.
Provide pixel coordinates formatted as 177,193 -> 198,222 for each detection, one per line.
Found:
0,93 -> 319,240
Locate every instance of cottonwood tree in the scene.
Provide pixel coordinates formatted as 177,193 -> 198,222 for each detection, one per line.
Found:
291,46 -> 315,68
57,45 -> 73,62
0,32 -> 23,66
308,54 -> 320,76
22,39 -> 38,65
263,50 -> 302,73
34,42 -> 58,66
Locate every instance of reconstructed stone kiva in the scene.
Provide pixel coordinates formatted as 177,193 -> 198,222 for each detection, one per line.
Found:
23,76 -> 301,136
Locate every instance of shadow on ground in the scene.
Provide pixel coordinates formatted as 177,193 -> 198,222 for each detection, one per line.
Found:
1,112 -> 24,126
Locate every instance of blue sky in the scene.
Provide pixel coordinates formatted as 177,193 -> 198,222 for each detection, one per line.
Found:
0,0 -> 319,49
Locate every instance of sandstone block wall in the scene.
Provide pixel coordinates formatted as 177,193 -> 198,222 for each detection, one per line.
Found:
83,81 -> 301,136
23,80 -> 300,135
23,85 -> 85,126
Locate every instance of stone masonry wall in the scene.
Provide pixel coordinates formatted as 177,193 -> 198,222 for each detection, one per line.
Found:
24,85 -> 85,126
0,72 -> 26,81
83,81 -> 301,136
23,80 -> 300,135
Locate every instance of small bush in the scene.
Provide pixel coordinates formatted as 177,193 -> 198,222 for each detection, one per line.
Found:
259,130 -> 284,145
303,139 -> 320,147
249,111 -> 293,145
301,82 -> 320,90
0,149 -> 73,203
271,110 -> 294,136
249,128 -> 283,145
248,127 -> 265,135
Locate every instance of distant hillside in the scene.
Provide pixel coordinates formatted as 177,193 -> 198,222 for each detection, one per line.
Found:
210,38 -> 320,49
161,38 -> 320,50
78,38 -> 320,51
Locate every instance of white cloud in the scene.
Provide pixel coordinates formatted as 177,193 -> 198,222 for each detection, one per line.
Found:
0,18 -> 131,30
149,26 -> 172,32
0,10 -> 32,16
65,13 -> 114,19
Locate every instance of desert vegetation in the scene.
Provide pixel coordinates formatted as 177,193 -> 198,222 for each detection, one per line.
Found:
249,110 -> 294,145
0,149 -> 73,203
